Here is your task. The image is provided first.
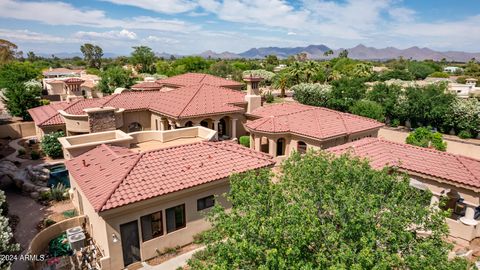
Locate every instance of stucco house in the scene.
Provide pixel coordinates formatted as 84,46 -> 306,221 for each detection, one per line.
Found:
245,102 -> 384,157
328,137 -> 480,245
28,77 -> 249,139
65,140 -> 274,269
42,68 -> 102,101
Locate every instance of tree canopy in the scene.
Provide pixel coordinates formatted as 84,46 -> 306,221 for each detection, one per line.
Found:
0,39 -> 21,65
189,151 -> 466,269
97,66 -> 133,94
406,127 -> 447,151
80,43 -> 103,69
0,190 -> 19,269
130,46 -> 156,73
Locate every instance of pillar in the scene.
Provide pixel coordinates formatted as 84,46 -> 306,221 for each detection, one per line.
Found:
460,205 -> 478,226
254,136 -> 261,151
268,138 -> 277,157
160,118 -> 167,131
213,120 -> 219,132
192,121 -> 201,127
231,118 -> 237,139
168,119 -> 176,130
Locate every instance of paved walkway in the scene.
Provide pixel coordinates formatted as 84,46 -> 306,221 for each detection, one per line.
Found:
378,128 -> 480,159
5,189 -> 50,270
140,246 -> 205,270
5,136 -> 36,162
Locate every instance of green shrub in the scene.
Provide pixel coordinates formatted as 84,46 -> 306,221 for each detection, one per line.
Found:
39,99 -> 50,106
349,100 -> 385,122
39,191 -> 52,202
164,246 -> 179,255
292,83 -> 331,107
406,127 -> 447,151
50,183 -> 68,201
429,72 -> 450,78
239,136 -> 250,147
17,148 -> 25,156
390,119 -> 400,127
264,91 -> 274,103
62,209 -> 78,218
44,218 -> 56,228
30,150 -> 40,160
458,130 -> 473,139
41,131 -> 64,158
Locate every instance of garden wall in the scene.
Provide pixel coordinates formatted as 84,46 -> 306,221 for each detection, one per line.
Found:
0,122 -> 35,139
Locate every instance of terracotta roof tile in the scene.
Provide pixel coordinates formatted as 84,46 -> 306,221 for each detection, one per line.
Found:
28,102 -> 70,126
328,138 -> 480,189
29,82 -> 245,127
156,73 -> 243,88
246,103 -> 383,140
65,141 -> 274,212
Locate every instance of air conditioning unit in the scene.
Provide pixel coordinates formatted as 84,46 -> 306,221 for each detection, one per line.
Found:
68,232 -> 86,251
66,226 -> 83,237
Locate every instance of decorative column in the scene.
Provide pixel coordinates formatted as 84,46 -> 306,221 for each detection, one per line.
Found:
460,204 -> 478,226
254,135 -> 261,151
231,118 -> 238,139
192,121 -> 201,126
268,138 -> 277,157
430,194 -> 440,210
213,120 -> 220,132
159,118 -> 167,131
168,119 -> 176,130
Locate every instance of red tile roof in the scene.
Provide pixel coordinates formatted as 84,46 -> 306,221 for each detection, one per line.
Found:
29,84 -> 245,127
246,103 -> 384,140
156,73 -> 243,88
28,102 -> 71,126
149,84 -> 245,118
328,137 -> 480,189
66,142 -> 274,212
131,81 -> 163,90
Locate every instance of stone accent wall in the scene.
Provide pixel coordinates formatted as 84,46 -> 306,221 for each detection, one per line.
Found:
87,109 -> 116,133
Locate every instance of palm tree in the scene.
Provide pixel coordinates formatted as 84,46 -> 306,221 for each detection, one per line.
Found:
272,72 -> 291,98
288,62 -> 303,84
302,61 -> 320,83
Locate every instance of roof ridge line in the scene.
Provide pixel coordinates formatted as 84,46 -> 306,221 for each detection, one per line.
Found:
99,152 -> 144,212
312,109 -> 325,138
176,84 -> 204,117
40,99 -> 81,125
454,154 -> 480,184
205,141 -> 274,162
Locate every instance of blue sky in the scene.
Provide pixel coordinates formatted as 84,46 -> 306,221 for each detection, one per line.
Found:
1,0 -> 479,55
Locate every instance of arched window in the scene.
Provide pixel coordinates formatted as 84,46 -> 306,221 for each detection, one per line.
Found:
128,122 -> 143,132
276,138 -> 286,156
200,120 -> 209,128
184,121 -> 193,127
441,190 -> 465,220
297,141 -> 307,154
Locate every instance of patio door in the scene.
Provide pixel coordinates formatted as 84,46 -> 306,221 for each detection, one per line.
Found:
120,220 -> 141,267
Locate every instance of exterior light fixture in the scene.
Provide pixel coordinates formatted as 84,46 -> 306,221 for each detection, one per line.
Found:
112,233 -> 119,243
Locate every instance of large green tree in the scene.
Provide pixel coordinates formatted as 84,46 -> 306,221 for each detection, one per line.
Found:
80,43 -> 103,68
367,83 -> 404,123
406,127 -> 447,151
0,39 -> 21,65
328,77 -> 366,112
98,66 -> 133,94
272,71 -> 293,97
292,83 -> 331,107
130,46 -> 156,73
0,61 -> 40,90
189,152 -> 466,269
350,99 -> 385,122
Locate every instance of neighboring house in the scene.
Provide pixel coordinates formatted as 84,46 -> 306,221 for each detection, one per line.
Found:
42,68 -> 102,101
444,66 -> 463,73
245,103 -> 384,158
449,78 -> 479,98
155,73 -> 244,90
65,140 -> 274,269
273,64 -> 287,72
329,137 -> 480,245
29,83 -> 248,139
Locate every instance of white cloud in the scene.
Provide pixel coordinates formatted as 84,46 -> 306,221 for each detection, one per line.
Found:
101,0 -> 197,14
0,28 -> 73,43
388,7 -> 416,22
74,29 -> 138,40
0,0 -> 198,32
287,32 -> 297,36
144,35 -> 180,44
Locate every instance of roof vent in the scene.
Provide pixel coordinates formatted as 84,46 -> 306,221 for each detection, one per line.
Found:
82,159 -> 89,167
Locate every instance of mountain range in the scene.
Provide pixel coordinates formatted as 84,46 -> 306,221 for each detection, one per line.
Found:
41,44 -> 480,62
193,44 -> 480,62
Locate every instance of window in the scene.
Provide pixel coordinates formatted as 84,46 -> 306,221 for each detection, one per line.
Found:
141,211 -> 163,241
166,204 -> 186,233
297,141 -> 307,154
197,195 -> 215,211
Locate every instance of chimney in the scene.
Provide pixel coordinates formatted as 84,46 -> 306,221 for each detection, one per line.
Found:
243,74 -> 263,113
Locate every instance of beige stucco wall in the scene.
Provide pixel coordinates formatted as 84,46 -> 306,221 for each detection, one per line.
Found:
121,111 -> 152,132
37,125 -> 66,139
70,174 -> 230,270
0,121 -> 36,139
